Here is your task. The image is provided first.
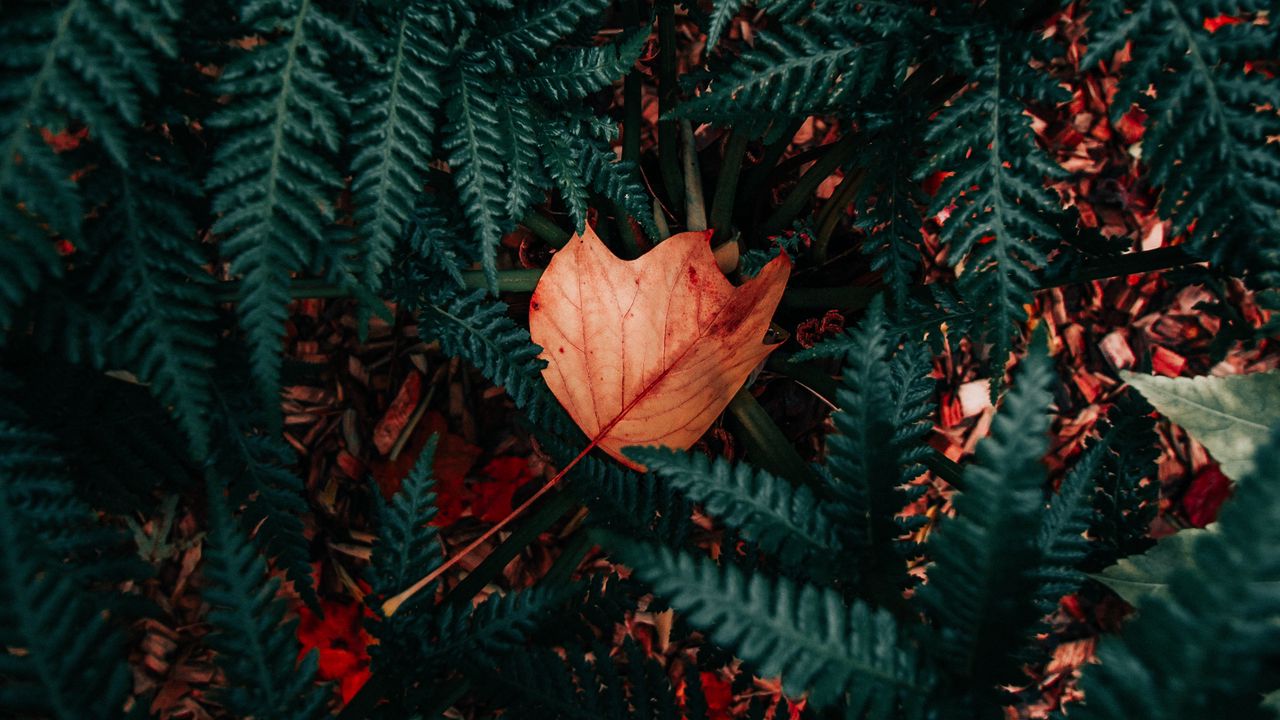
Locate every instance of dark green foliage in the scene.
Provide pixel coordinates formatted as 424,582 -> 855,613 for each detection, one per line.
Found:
626,446 -> 838,565
487,639 -> 697,720
367,435 -> 442,607
1072,426 -> 1280,720
612,539 -> 934,714
417,289 -> 565,427
0,418 -> 138,720
797,297 -> 934,590
202,481 -> 328,719
350,1 -> 451,296
210,382 -> 317,608
920,29 -> 1068,383
917,333 -> 1055,692
206,0 -> 372,407
0,0 -> 182,330
1089,396 -> 1161,566
1084,0 -> 1280,286
87,147 -> 216,456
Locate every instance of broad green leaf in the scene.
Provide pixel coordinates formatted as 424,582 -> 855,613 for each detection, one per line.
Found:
1092,527 -> 1210,607
1120,371 -> 1280,481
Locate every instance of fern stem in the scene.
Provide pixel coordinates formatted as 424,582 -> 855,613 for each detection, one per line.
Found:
656,0 -> 685,217
725,387 -> 815,489
813,167 -> 866,263
522,211 -> 571,248
710,130 -> 749,239
1037,246 -> 1202,288
758,133 -> 859,238
621,0 -> 643,165
441,488 -> 581,606
682,120 -> 708,232
542,528 -> 592,586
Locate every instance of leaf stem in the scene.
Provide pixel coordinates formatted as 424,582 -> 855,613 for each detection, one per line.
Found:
656,0 -> 685,217
725,386 -> 815,489
681,120 -> 708,232
758,133 -> 859,238
710,130 -> 749,239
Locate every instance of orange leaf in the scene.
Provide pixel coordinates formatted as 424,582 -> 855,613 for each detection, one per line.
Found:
529,226 -> 790,469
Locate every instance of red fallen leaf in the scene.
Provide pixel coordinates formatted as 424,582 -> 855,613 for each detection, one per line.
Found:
371,411 -> 480,510
529,226 -> 790,469
1114,107 -> 1147,145
372,372 -> 423,455
473,457 -> 534,523
699,672 -> 734,720
54,239 -> 76,256
1203,14 -> 1243,32
1183,463 -> 1232,527
340,669 -> 372,706
39,126 -> 88,153
922,170 -> 953,197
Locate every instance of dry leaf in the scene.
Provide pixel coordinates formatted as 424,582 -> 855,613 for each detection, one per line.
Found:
529,226 -> 790,469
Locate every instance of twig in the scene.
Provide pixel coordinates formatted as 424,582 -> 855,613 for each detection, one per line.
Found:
681,120 -> 708,232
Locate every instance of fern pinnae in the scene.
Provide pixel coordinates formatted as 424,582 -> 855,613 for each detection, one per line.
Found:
206,0 -> 369,406
625,446 -> 838,566
917,329 -> 1055,690
443,66 -> 510,286
202,478 -> 327,719
613,539 -> 934,714
350,0 -> 449,295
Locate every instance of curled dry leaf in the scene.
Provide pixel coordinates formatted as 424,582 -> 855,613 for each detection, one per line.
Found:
529,226 -> 791,469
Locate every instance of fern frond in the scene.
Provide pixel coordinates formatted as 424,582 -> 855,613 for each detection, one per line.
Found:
1089,395 -> 1160,566
917,330 -> 1054,692
442,67 -> 510,284
625,446 -> 838,566
433,584 -> 577,664
1084,0 -> 1280,285
803,297 -> 935,590
921,29 -> 1067,384
1031,436 -> 1109,617
368,434 -> 441,610
206,0 -> 372,406
0,0 -> 182,328
500,91 -> 548,221
202,480 -> 328,719
418,290 -> 563,427
539,122 -> 592,231
521,29 -> 647,102
211,384 -> 316,608
1073,425 -> 1280,720
487,639 -> 695,720
0,420 -> 135,720
614,540 -> 934,714
577,137 -> 661,241
856,116 -> 927,312
471,0 -> 613,74
350,0 -> 450,294
707,0 -> 752,51
86,148 -> 216,457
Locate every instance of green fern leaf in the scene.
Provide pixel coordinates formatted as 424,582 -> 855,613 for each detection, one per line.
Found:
205,0 -> 371,406
443,67 -> 511,284
625,446 -> 838,566
202,479 -> 327,719
614,540 -> 934,713
0,420 -> 137,720
917,329 -> 1054,692
521,29 -> 647,101
1073,425 -> 1280,720
368,434 -> 441,610
471,0 -> 613,74
0,0 -> 182,329
350,1 -> 451,295
1084,0 -> 1280,285
920,29 -> 1067,385
87,150 -> 216,457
